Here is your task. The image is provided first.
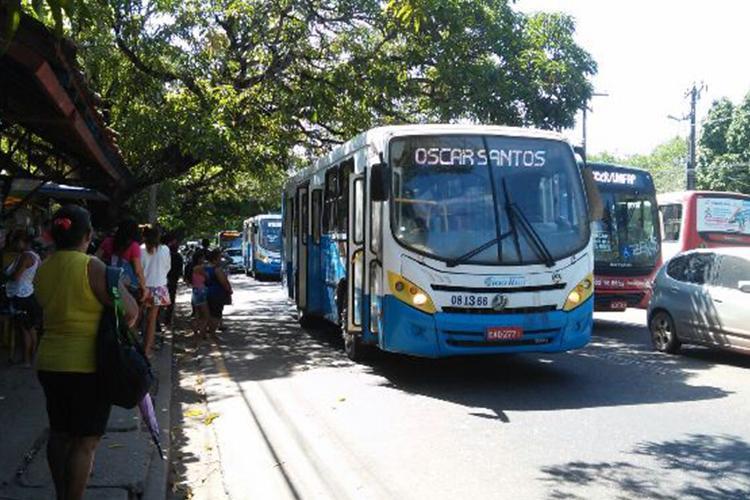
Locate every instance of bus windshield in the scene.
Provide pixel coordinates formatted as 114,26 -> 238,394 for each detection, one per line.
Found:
260,220 -> 282,253
595,192 -> 659,271
389,135 -> 589,266
696,196 -> 750,236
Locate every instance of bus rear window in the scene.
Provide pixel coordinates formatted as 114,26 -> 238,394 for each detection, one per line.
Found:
660,204 -> 682,242
697,197 -> 750,235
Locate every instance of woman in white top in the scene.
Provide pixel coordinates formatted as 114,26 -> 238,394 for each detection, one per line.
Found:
5,230 -> 42,366
140,226 -> 171,357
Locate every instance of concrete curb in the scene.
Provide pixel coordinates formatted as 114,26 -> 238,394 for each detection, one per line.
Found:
143,329 -> 174,500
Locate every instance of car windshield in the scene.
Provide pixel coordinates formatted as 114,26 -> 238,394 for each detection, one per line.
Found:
260,220 -> 282,252
696,196 -> 750,235
389,135 -> 589,266
594,192 -> 660,271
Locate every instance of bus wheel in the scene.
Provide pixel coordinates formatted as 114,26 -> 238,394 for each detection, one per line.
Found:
650,310 -> 681,354
340,303 -> 367,362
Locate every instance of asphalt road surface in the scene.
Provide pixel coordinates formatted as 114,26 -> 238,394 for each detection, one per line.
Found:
172,274 -> 750,500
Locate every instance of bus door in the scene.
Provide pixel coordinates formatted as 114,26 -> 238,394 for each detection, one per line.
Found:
297,184 -> 309,310
347,164 -> 366,333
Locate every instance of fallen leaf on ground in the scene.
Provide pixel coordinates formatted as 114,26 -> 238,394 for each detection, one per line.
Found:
183,408 -> 204,418
203,412 -> 220,425
107,444 -> 125,449
338,396 -> 347,402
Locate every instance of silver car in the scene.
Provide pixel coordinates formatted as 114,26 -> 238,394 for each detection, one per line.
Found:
648,247 -> 750,354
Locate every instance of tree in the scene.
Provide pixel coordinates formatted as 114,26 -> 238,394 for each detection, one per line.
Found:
698,98 -> 734,167
696,92 -> 750,194
9,0 -> 598,232
590,137 -> 688,193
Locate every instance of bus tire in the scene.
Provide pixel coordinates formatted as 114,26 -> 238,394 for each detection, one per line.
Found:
340,302 -> 367,362
649,310 -> 681,354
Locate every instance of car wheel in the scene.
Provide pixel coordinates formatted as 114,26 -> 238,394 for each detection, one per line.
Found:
649,310 -> 681,354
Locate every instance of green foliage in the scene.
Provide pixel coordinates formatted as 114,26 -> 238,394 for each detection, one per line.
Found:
590,137 -> 688,193
697,92 -> 750,194
698,98 -> 734,167
9,0 -> 597,233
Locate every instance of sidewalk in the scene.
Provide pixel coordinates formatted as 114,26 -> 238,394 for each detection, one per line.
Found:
0,330 -> 173,500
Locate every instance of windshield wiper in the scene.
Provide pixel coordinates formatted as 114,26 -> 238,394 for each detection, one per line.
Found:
446,231 -> 514,268
503,178 -> 556,268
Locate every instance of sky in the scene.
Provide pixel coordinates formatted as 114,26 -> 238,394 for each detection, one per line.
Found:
514,0 -> 750,156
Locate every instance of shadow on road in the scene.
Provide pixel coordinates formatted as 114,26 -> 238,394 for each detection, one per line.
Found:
215,277 -> 736,421
540,433 -> 750,499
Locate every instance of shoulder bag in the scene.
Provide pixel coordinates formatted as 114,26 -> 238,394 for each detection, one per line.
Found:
97,267 -> 153,409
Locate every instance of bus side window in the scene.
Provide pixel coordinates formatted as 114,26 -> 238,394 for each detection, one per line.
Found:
661,204 -> 682,242
302,191 -> 309,244
312,190 -> 322,243
324,167 -> 339,234
337,159 -> 353,235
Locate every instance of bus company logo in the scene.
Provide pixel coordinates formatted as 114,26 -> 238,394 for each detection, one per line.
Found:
492,294 -> 509,311
593,170 -> 637,185
484,276 -> 526,287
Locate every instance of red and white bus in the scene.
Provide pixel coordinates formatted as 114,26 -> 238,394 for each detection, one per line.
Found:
658,191 -> 750,261
591,163 -> 661,311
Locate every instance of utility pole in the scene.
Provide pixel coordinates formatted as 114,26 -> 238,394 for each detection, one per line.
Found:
581,91 -> 609,159
686,83 -> 705,190
670,83 -> 705,190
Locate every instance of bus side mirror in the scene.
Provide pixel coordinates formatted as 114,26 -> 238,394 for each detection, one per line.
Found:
581,167 -> 604,221
573,146 -> 586,166
371,163 -> 390,202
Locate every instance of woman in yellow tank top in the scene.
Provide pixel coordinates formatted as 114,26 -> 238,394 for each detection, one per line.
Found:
34,205 -> 138,500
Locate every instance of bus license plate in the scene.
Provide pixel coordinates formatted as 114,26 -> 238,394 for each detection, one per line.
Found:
449,294 -> 490,308
610,300 -> 627,311
486,327 -> 523,342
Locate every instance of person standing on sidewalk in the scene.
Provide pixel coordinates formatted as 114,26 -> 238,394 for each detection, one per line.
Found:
164,234 -> 183,327
205,249 -> 232,335
141,226 -> 171,357
4,230 -> 42,367
34,205 -> 138,500
96,220 -> 147,302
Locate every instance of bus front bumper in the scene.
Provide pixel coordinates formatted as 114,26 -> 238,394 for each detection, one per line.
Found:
381,296 -> 593,358
255,259 -> 282,277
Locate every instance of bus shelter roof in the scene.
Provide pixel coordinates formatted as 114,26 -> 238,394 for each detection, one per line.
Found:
0,9 -> 134,195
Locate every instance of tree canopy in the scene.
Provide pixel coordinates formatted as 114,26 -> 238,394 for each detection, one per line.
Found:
7,0 -> 597,234
590,137 -> 688,194
697,93 -> 750,194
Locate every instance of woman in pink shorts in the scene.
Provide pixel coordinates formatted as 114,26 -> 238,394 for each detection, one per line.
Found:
141,226 -> 171,357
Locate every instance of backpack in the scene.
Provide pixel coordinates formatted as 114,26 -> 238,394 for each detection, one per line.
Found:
96,267 -> 153,409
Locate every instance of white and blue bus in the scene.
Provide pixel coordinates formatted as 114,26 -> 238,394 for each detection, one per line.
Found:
242,214 -> 282,278
282,125 -> 599,360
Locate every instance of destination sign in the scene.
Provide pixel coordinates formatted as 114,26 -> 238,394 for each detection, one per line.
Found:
414,148 -> 546,168
592,170 -> 637,185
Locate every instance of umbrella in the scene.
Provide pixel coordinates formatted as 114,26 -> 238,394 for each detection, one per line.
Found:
138,393 -> 165,460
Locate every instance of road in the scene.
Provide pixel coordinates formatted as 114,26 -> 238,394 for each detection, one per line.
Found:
170,275 -> 750,500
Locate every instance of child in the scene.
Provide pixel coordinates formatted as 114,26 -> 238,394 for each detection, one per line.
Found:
189,250 -> 210,338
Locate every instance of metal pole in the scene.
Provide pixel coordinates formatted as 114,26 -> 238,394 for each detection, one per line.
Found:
148,184 -> 158,224
582,106 -> 588,160
687,85 -> 697,190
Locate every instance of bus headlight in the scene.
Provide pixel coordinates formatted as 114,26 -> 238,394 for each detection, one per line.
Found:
388,272 -> 436,314
563,273 -> 594,311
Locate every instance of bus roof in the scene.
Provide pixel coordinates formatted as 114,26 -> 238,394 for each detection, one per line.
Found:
286,124 -> 571,187
657,190 -> 750,204
588,162 -> 652,175
243,213 -> 281,225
